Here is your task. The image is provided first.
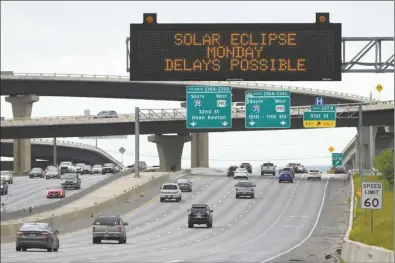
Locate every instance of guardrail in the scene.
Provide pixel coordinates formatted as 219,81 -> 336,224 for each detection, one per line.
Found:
0,101 -> 393,127
0,138 -> 125,168
0,72 -> 376,102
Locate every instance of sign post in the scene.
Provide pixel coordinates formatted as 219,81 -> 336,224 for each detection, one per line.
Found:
303,105 -> 337,128
332,152 -> 343,166
245,90 -> 291,129
119,147 -> 126,163
361,181 -> 383,233
375,84 -> 383,101
186,86 -> 232,129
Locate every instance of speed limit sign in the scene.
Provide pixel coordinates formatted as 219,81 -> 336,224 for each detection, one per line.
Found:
361,182 -> 383,210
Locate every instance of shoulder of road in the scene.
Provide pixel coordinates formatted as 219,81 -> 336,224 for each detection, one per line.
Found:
2,171 -> 169,225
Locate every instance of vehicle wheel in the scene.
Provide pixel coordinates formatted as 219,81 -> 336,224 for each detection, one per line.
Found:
235,195 -> 239,199
53,243 -> 59,252
189,188 -> 192,192
118,238 -> 123,244
123,235 -> 127,243
291,180 -> 294,183
318,178 -> 322,181
188,223 -> 193,228
22,248 -> 27,251
278,180 -> 282,183
93,237 -> 100,244
272,173 -> 276,176
307,177 -> 310,180
47,248 -> 53,252
16,247 -> 21,251
207,222 -> 212,228
251,195 -> 255,199
160,198 -> 164,202
261,172 -> 263,176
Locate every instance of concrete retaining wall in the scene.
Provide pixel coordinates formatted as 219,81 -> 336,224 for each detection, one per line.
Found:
341,175 -> 394,262
1,169 -> 191,238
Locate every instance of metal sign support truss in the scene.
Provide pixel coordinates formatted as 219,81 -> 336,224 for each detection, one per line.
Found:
126,37 -> 395,73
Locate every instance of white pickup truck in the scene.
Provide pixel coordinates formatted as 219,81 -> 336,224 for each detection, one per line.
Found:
261,162 -> 276,176
160,183 -> 182,202
59,161 -> 74,175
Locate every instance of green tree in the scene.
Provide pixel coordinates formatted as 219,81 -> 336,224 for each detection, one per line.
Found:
374,149 -> 394,187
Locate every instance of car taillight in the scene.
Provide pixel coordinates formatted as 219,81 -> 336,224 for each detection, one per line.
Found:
92,227 -> 95,232
41,232 -> 49,235
17,231 -> 23,236
117,226 -> 121,232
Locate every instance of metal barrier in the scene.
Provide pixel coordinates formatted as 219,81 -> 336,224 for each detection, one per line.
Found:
0,72 -> 377,102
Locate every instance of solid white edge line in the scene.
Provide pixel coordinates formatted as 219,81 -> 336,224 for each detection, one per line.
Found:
260,177 -> 330,263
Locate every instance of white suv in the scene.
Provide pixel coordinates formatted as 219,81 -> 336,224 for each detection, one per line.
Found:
160,183 -> 182,202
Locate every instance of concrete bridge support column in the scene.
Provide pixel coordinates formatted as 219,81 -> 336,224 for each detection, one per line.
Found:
357,126 -> 378,170
191,133 -> 209,168
5,95 -> 39,174
148,134 -> 192,172
181,101 -> 210,168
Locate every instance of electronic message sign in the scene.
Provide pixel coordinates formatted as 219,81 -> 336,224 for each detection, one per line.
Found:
129,14 -> 342,81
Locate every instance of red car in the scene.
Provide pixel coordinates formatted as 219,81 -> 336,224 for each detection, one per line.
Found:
46,185 -> 66,199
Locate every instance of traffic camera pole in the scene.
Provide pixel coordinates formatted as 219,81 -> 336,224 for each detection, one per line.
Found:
358,105 -> 363,182
134,107 -> 140,178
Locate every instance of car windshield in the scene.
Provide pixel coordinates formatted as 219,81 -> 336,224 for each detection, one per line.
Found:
288,163 -> 297,166
281,171 -> 292,175
283,168 -> 292,171
1,171 -> 11,175
263,163 -> 274,166
310,170 -> 320,173
177,179 -> 189,184
104,163 -> 114,167
93,165 -> 102,168
98,111 -> 109,115
31,168 -> 42,171
61,162 -> 72,166
20,223 -> 49,232
76,163 -> 85,167
47,166 -> 58,171
237,182 -> 253,187
63,174 -> 77,179
162,184 -> 178,190
241,163 -> 250,166
94,217 -> 119,225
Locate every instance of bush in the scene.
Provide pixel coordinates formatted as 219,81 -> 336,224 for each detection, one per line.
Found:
374,149 -> 394,187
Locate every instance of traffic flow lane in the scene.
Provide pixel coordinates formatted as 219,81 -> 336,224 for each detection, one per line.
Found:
1,174 -> 110,213
91,175 -> 294,262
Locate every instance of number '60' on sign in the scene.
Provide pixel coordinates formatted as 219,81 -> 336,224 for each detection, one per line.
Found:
361,182 -> 383,210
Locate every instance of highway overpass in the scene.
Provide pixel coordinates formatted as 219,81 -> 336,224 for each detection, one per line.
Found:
0,72 -> 385,173
0,72 -> 377,104
0,139 -> 124,171
342,126 -> 394,170
1,101 -> 393,172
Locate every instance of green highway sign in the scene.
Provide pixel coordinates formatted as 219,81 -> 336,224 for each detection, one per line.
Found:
186,86 -> 232,129
332,152 -> 343,166
311,105 -> 336,112
245,90 -> 291,129
303,111 -> 336,128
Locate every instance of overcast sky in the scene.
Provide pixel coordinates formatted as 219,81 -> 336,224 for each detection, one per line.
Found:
1,1 -> 394,169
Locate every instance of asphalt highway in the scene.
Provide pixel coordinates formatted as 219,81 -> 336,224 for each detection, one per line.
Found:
1,172 -> 330,263
1,174 -> 111,213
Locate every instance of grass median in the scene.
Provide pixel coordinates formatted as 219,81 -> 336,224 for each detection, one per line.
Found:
349,174 -> 394,250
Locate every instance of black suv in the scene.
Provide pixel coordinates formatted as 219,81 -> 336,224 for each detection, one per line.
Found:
188,204 -> 214,228
102,163 -> 115,174
227,165 -> 238,177
240,163 -> 252,173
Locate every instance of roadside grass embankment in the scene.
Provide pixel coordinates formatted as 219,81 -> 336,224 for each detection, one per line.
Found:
349,174 -> 394,250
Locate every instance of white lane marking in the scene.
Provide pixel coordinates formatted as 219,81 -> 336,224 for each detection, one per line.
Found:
172,209 -> 176,212
164,214 -> 167,217
168,232 -> 171,234
213,205 -> 216,208
156,218 -> 159,220
261,178 -> 330,263
89,258 -> 97,260
166,260 -> 183,263
221,228 -> 225,231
